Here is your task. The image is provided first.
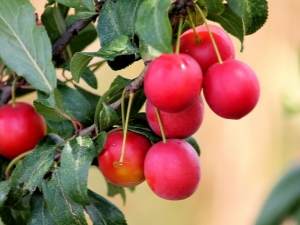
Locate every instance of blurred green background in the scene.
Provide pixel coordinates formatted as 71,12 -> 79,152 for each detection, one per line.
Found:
21,1 -> 300,224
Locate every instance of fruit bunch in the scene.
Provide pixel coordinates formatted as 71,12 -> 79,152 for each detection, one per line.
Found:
98,22 -> 260,201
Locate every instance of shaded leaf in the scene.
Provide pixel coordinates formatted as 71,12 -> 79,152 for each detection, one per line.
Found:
256,165 -> 300,225
10,135 -> 58,193
205,0 -> 224,15
42,171 -> 88,225
207,4 -> 244,50
93,132 -> 107,155
85,189 -> 127,225
46,119 -> 75,139
56,0 -> 93,11
185,136 -> 201,156
0,0 -> 56,93
135,0 -> 173,54
70,53 -> 93,83
28,192 -> 56,225
99,104 -> 119,132
60,136 -> 99,206
0,180 -> 11,207
106,181 -> 126,204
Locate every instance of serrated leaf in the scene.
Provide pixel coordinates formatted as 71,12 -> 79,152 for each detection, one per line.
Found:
28,192 -> 56,225
256,165 -> 300,225
0,180 -> 11,207
135,0 -> 173,54
243,0 -> 268,35
10,135 -> 58,193
42,171 -> 88,225
94,85 -> 120,133
207,4 -> 244,50
205,0 -> 224,15
185,136 -> 201,156
85,189 -> 127,225
87,35 -> 139,60
99,104 -> 119,132
56,0 -> 93,11
70,53 -> 93,83
116,0 -> 143,36
97,0 -> 121,46
0,0 -> 56,93
60,136 -> 99,206
46,119 -> 75,139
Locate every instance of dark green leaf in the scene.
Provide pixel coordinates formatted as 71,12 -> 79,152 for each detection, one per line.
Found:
135,0 -> 173,54
256,165 -> 300,225
0,156 -> 11,181
94,85 -> 120,133
116,0 -> 143,36
93,132 -> 107,155
226,0 -> 245,18
3,186 -> 27,210
66,15 -> 98,53
46,120 -> 75,139
70,53 -> 93,83
0,180 -> 11,207
85,189 -> 127,225
0,207 -> 29,225
28,192 -> 56,225
99,104 -> 119,132
205,0 -> 224,15
75,85 -> 100,107
185,136 -> 201,156
60,136 -> 99,206
207,4 -> 244,50
110,75 -> 131,90
10,135 -> 58,193
97,0 -> 121,46
0,0 -> 56,93
243,0 -> 268,35
106,181 -> 126,204
42,171 -> 88,225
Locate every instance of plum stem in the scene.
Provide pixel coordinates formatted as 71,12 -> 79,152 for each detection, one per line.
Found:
155,108 -> 167,143
11,75 -> 19,108
5,150 -> 32,179
121,88 -> 127,128
196,4 -> 223,64
187,9 -> 201,43
117,92 -> 135,166
175,17 -> 184,54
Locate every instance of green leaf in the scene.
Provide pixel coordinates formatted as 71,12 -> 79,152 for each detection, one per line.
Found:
256,165 -> 300,225
94,85 -> 120,133
10,135 -> 58,193
226,0 -> 245,18
207,4 -> 244,50
70,53 -> 93,83
88,35 -> 139,60
60,136 -> 100,206
0,0 -> 56,93
242,0 -> 268,35
99,104 -> 119,132
205,0 -> 224,15
93,132 -> 107,155
110,75 -> 131,90
116,0 -> 143,36
55,0 -> 93,11
46,120 -> 75,139
135,0 -> 173,54
66,15 -> 98,53
97,0 -> 121,46
28,192 -> 56,225
85,189 -> 127,225
75,85 -> 100,106
0,180 -> 11,207
42,171 -> 88,225
106,181 -> 126,204
185,136 -> 201,156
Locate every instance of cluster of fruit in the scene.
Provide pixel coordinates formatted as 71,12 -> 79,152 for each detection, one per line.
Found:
98,24 -> 260,201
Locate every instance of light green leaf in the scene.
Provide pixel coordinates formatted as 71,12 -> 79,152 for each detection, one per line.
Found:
135,0 -> 173,54
99,104 -> 119,131
70,53 -> 93,83
56,0 -> 93,11
10,135 -> 58,193
28,192 -> 56,225
85,189 -> 127,225
0,0 -> 56,93
42,171 -> 88,225
0,180 -> 11,207
60,136 -> 99,206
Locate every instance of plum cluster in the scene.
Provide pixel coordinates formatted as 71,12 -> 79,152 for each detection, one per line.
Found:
98,24 -> 260,201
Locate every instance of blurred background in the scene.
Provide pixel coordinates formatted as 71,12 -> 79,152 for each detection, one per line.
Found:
24,0 -> 300,224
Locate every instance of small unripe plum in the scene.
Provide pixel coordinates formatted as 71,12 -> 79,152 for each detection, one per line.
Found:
98,129 -> 152,188
144,139 -> 201,200
145,96 -> 204,139
0,102 -> 47,159
203,59 -> 260,119
144,53 -> 203,113
179,24 -> 235,74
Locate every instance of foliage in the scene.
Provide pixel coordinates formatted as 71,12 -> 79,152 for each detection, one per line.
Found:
0,0 -> 269,224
